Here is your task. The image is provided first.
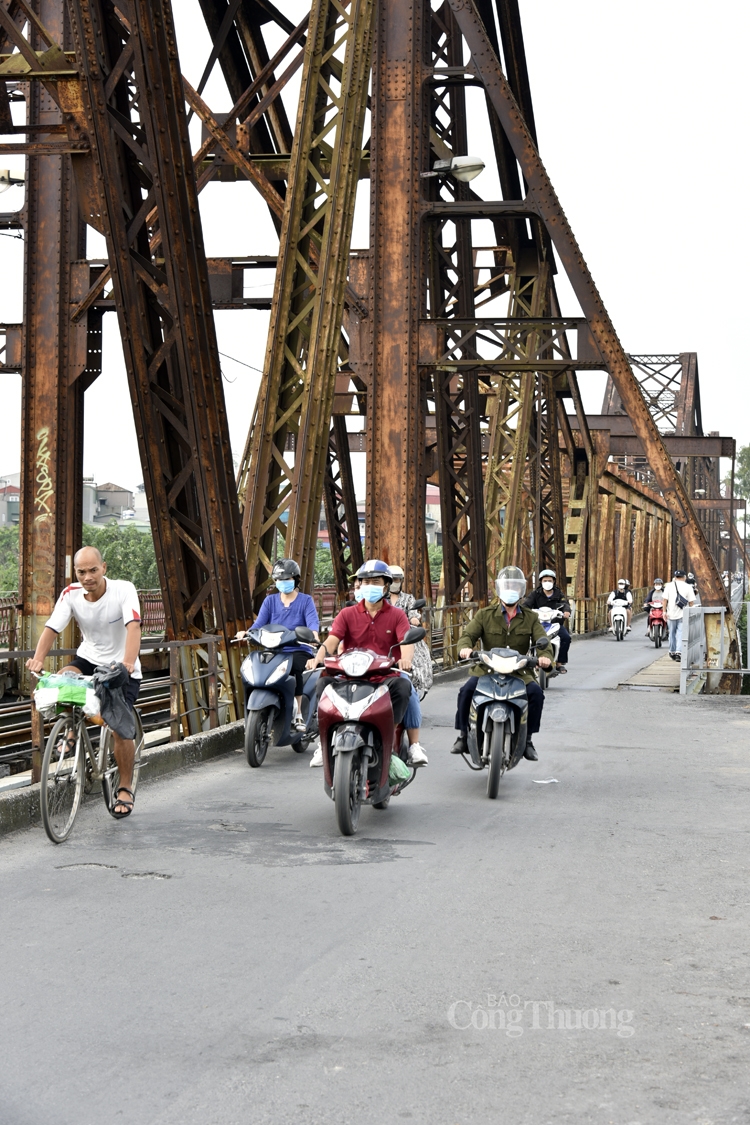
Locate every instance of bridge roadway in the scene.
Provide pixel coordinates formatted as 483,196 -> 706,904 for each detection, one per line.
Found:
2,630 -> 749,1125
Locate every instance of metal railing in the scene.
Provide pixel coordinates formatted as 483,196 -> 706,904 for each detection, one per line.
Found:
424,603 -> 479,669
0,636 -> 233,779
679,587 -> 749,695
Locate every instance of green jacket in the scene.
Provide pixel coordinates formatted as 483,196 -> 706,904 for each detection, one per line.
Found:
456,603 -> 552,683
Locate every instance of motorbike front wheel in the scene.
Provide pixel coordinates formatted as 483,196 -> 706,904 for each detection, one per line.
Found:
334,750 -> 362,835
615,620 -> 624,641
537,666 -> 548,690
486,721 -> 507,800
245,708 -> 272,768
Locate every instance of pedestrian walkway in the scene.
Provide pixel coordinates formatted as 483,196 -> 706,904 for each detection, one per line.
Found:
619,652 -> 681,692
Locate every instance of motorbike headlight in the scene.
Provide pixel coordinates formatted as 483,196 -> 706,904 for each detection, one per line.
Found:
241,656 -> 254,680
259,629 -> 283,648
266,658 -> 290,685
339,651 -> 375,677
491,655 -> 520,674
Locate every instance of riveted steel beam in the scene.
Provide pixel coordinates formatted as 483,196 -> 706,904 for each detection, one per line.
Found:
66,0 -> 251,646
238,0 -> 374,602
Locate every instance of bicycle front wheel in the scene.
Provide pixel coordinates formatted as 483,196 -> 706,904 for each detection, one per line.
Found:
41,715 -> 84,844
101,710 -> 144,816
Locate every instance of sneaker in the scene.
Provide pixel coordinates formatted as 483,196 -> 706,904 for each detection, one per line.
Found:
293,714 -> 307,731
626,626 -> 631,633
407,743 -> 428,766
309,743 -> 324,767
524,739 -> 538,761
451,733 -> 468,755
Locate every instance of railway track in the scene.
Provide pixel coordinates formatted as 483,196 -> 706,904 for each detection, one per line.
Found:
0,675 -> 172,771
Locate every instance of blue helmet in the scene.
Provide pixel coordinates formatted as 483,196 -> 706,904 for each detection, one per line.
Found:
356,559 -> 392,583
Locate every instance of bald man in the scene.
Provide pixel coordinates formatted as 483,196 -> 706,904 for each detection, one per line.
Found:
27,546 -> 143,818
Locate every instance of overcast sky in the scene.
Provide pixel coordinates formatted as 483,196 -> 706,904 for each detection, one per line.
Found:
0,0 -> 747,494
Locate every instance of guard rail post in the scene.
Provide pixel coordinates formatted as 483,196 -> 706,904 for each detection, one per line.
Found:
169,647 -> 181,743
207,640 -> 219,729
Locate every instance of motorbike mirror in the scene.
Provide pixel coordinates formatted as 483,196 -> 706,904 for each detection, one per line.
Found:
401,626 -> 426,646
412,598 -> 427,610
295,626 -> 315,644
536,637 -> 551,651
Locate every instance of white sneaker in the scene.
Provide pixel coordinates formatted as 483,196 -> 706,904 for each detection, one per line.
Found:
309,743 -> 324,767
407,743 -> 428,766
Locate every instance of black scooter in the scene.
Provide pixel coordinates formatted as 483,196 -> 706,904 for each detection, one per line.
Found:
461,642 -> 546,799
240,624 -> 320,767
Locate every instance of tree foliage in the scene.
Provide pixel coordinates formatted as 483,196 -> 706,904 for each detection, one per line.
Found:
0,526 -> 19,593
731,444 -> 750,500
81,522 -> 159,588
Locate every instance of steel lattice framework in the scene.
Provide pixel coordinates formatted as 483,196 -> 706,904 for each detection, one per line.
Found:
0,0 -> 741,696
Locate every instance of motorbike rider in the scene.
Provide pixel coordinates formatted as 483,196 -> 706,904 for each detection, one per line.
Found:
308,559 -> 428,768
451,566 -> 553,762
607,578 -> 633,632
522,568 -> 571,673
236,559 -> 319,730
642,577 -> 665,634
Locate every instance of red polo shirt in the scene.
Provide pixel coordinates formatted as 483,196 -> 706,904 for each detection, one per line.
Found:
329,599 -> 411,659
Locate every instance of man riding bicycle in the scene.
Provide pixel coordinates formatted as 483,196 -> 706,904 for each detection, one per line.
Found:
26,546 -> 142,819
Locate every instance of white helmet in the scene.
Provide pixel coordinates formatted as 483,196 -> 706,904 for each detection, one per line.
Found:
388,565 -> 405,589
495,566 -> 526,605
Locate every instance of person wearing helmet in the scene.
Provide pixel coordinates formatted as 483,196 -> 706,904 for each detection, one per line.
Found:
452,566 -> 553,761
686,572 -> 698,596
663,567 -> 695,660
308,560 -> 428,767
607,578 -> 633,633
642,577 -> 665,634
387,564 -> 434,699
236,559 -> 320,730
522,568 -> 572,672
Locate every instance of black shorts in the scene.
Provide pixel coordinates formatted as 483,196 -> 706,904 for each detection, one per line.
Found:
66,657 -> 141,707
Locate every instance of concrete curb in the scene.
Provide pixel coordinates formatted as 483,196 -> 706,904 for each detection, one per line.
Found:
0,719 -> 244,839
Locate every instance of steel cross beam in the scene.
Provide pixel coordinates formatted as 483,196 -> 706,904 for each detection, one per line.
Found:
447,0 -> 733,622
238,0 -> 374,603
66,0 -> 251,641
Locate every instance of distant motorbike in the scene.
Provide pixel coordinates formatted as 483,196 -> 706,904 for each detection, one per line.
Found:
531,606 -> 563,689
644,600 -> 667,648
459,642 -> 546,800
240,624 -> 320,767
610,601 -> 628,641
317,625 -> 426,836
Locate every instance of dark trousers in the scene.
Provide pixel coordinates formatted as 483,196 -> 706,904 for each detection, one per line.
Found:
316,674 -> 411,726
557,626 -> 571,664
289,649 -> 310,695
455,676 -> 544,736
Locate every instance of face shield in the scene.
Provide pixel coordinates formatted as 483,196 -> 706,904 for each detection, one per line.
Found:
495,566 -> 526,605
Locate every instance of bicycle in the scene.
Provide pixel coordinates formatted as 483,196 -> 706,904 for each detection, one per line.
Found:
34,673 -> 144,844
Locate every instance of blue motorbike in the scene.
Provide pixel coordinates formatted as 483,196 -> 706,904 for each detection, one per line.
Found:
240,624 -> 320,767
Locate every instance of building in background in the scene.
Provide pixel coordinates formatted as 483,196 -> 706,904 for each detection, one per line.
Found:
0,482 -> 20,526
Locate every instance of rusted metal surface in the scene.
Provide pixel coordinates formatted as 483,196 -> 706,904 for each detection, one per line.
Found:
448,0 -> 733,627
15,0 -> 97,672
65,0 -> 251,648
239,0 -> 374,602
366,0 -> 428,590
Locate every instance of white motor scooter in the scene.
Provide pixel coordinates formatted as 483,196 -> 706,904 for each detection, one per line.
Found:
532,607 -> 563,689
610,601 -> 628,641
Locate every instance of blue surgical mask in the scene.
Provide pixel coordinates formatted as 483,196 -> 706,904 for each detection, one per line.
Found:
360,584 -> 384,604
354,588 -> 365,602
500,591 -> 520,605
276,579 -> 295,594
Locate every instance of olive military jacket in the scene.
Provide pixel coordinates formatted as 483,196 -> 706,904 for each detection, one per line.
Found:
456,602 -> 552,683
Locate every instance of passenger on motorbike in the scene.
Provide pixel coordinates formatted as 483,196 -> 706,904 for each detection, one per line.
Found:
642,577 -> 665,633
522,568 -> 572,673
309,560 -> 428,767
387,564 -> 433,699
451,566 -> 553,762
236,558 -> 319,730
607,578 -> 633,632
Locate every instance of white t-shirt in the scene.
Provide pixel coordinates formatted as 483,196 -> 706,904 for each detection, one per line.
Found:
46,579 -> 142,678
664,579 -> 694,621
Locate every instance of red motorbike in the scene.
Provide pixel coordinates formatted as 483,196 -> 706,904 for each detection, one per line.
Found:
317,625 -> 425,836
645,601 -> 667,648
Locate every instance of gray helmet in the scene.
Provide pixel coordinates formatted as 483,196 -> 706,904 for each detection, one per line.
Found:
272,558 -> 301,583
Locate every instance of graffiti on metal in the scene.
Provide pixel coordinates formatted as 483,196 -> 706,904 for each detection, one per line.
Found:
34,428 -> 54,523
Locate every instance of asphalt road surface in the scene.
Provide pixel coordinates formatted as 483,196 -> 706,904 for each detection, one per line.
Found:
2,631 -> 750,1125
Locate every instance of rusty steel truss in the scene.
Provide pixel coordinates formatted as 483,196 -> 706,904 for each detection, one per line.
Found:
1,0 -> 742,696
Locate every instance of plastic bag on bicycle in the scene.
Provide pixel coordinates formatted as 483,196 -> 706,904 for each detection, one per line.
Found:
34,673 -> 100,717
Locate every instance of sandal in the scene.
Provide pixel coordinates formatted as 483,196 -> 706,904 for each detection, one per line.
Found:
112,787 -> 135,819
